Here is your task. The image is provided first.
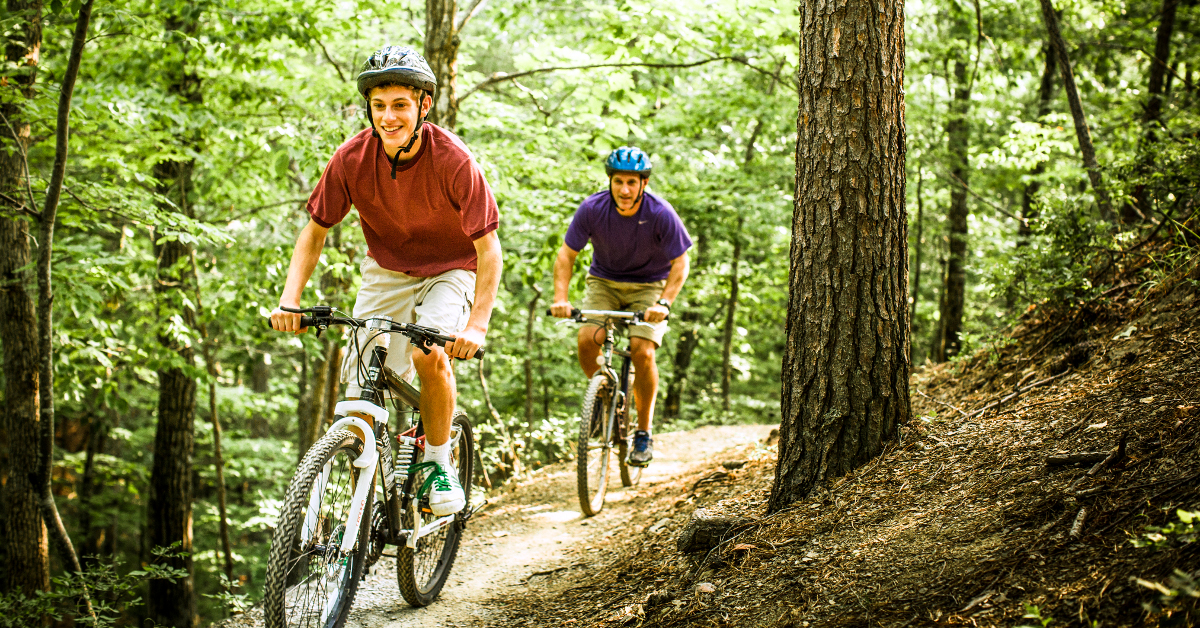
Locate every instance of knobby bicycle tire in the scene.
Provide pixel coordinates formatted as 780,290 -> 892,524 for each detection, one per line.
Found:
577,374 -> 613,516
264,429 -> 371,628
397,411 -> 473,607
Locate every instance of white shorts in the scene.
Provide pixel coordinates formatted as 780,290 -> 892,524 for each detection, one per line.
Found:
341,256 -> 475,398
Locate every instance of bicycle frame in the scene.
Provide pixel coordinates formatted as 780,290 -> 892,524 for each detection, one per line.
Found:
305,316 -> 475,557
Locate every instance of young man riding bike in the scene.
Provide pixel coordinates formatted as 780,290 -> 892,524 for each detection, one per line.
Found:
270,45 -> 502,517
550,147 -> 692,466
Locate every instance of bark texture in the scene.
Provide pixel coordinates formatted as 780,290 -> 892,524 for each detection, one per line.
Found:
1038,0 -> 1114,221
0,0 -> 48,596
424,0 -> 487,130
935,56 -> 970,362
147,15 -> 201,626
769,0 -> 910,511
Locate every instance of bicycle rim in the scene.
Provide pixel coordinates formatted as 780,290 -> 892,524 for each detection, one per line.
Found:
577,374 -> 612,516
618,383 -> 642,487
264,430 -> 369,628
397,412 -> 472,606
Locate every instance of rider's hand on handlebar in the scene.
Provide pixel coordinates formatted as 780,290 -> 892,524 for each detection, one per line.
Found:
270,305 -> 307,334
549,301 -> 574,318
446,325 -> 485,360
644,303 -> 669,323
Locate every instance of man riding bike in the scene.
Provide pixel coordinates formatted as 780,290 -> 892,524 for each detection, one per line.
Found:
270,45 -> 502,517
550,147 -> 692,466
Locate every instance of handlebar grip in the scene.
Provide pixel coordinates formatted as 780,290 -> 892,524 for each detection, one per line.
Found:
474,347 -> 486,359
545,307 -> 582,317
267,315 -> 316,330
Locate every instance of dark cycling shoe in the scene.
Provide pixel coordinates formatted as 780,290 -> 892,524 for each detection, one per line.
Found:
627,430 -> 653,467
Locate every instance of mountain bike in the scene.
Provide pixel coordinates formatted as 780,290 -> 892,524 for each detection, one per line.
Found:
554,308 -> 657,516
263,306 -> 487,628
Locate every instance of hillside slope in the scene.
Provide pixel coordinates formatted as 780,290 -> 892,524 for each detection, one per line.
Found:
494,263 -> 1200,626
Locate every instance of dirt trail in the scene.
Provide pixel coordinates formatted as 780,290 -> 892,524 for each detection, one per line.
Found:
325,424 -> 772,628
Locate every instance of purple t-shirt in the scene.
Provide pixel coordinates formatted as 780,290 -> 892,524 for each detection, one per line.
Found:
564,190 -> 692,283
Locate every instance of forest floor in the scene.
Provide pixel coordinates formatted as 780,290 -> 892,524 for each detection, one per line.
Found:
475,260 -> 1200,626
223,250 -> 1199,628
218,424 -> 776,628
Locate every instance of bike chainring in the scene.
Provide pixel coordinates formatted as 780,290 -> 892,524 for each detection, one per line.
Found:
365,501 -> 388,568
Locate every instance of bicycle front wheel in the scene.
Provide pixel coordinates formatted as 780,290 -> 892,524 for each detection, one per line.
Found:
264,430 -> 371,628
397,411 -> 473,607
577,374 -> 613,516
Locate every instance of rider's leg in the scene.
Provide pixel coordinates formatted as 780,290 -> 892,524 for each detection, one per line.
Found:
577,325 -> 606,379
629,337 -> 659,432
411,346 -> 455,447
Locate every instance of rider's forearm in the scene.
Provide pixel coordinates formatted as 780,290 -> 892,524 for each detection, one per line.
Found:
279,219 -> 330,307
552,244 -> 578,303
466,231 -> 503,332
658,252 -> 690,305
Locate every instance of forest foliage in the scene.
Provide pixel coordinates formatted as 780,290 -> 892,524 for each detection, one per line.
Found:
0,0 -> 1197,623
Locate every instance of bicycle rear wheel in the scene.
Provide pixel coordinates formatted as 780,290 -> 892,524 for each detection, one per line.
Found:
264,430 -> 371,628
397,411 -> 473,607
577,374 -> 613,516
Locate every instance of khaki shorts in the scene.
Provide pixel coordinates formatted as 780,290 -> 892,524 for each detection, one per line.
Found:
580,275 -> 669,346
341,256 -> 475,397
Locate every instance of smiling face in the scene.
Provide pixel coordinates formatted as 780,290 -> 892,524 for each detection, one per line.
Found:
369,84 -> 431,158
609,172 -> 648,214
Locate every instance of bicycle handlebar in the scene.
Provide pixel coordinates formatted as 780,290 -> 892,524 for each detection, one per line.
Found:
544,307 -> 669,322
269,306 -> 484,360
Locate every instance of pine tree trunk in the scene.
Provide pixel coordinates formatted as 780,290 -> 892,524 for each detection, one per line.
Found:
0,0 -> 48,597
147,14 -> 201,624
937,53 -> 970,362
770,0 -> 909,511
1039,0 -> 1114,222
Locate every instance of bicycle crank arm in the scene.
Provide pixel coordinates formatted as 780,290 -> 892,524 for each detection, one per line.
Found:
459,499 -> 490,527
404,514 -> 456,549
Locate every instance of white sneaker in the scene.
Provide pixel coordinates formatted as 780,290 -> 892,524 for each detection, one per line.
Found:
427,463 -> 466,516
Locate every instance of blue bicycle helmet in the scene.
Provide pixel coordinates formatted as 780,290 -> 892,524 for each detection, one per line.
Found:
604,146 -> 653,178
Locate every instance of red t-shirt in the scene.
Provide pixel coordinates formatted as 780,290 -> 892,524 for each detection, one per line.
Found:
307,124 -> 499,277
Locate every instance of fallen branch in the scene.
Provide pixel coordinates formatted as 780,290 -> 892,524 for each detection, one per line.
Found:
690,471 -> 729,493
969,370 -> 1071,418
1046,452 -> 1108,467
1069,506 -> 1089,539
915,389 -> 970,419
1068,432 -> 1128,492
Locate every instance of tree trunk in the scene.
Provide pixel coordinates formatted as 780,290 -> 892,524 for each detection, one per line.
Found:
720,216 -> 743,413
663,310 -> 701,421
1038,0 -> 1114,222
769,0 -> 909,511
0,0 -> 48,597
663,233 -> 706,422
1129,0 -> 1181,221
147,14 -> 202,626
36,0 -> 95,583
78,418 -> 107,565
424,0 -> 487,130
936,55 -> 970,362
524,285 -> 541,446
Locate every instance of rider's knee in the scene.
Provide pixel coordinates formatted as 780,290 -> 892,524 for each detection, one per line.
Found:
412,347 -> 451,378
630,339 -> 657,363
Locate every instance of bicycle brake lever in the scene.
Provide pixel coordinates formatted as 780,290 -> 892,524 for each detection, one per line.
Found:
414,337 -> 433,355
